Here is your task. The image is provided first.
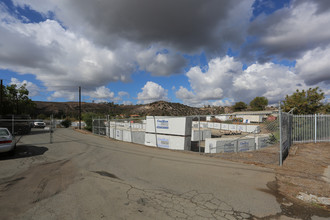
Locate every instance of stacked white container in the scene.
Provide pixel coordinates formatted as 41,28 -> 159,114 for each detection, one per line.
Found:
145,116 -> 192,150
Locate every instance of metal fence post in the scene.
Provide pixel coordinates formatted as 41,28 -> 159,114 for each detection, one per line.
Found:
198,115 -> 201,153
254,130 -> 256,150
315,114 -> 317,143
279,104 -> 283,166
92,117 -> 94,134
114,120 -> 117,139
107,115 -> 109,138
130,120 -> 133,143
98,116 -> 100,135
153,116 -> 158,147
12,115 -> 14,135
50,114 -> 53,144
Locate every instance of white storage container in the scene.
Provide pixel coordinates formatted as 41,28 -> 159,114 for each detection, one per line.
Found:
200,122 -> 208,128
191,130 -> 201,141
237,125 -> 247,132
123,130 -> 132,142
248,134 -> 271,149
106,126 -> 110,137
192,121 -> 199,128
203,130 -> 212,140
242,115 -> 263,123
132,131 -> 145,145
109,127 -> 115,138
215,115 -> 230,121
221,123 -> 229,130
145,133 -> 191,150
213,123 -> 221,130
246,125 -> 260,133
228,124 -> 237,131
257,135 -> 271,149
205,138 -> 237,153
122,130 -> 145,144
145,116 -> 192,136
115,129 -> 123,141
207,122 -> 214,129
237,137 -> 255,152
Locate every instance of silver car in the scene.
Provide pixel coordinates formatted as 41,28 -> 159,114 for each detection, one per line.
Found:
0,128 -> 16,154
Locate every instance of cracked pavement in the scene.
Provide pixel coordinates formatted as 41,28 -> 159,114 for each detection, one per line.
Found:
0,128 -> 327,219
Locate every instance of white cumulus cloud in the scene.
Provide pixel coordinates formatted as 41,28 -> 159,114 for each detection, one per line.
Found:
176,56 -> 316,106
137,81 -> 169,104
295,46 -> 330,85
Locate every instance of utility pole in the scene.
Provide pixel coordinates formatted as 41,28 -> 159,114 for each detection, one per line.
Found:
79,86 -> 81,129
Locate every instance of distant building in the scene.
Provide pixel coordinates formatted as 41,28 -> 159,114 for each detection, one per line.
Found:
206,110 -> 278,123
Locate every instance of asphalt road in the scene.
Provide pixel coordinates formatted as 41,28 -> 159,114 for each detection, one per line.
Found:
0,128 -> 324,219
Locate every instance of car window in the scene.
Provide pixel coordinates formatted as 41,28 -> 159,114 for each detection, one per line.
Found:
0,129 -> 10,136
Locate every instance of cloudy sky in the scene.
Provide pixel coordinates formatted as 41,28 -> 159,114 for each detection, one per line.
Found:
0,0 -> 329,106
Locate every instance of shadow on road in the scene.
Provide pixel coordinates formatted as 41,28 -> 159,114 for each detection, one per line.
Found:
0,145 -> 48,160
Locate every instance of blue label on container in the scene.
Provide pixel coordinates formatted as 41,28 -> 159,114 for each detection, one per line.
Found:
158,138 -> 169,148
157,119 -> 169,129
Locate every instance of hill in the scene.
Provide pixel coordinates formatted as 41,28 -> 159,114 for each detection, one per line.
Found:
33,101 -> 226,118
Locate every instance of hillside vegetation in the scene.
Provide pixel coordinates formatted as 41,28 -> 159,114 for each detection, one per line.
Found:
33,101 -> 226,119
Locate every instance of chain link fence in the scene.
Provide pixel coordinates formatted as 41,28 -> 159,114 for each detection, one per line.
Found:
92,117 -> 146,145
0,115 -> 32,135
279,111 -> 293,165
92,112 -> 330,166
92,117 -> 107,136
0,115 -> 56,145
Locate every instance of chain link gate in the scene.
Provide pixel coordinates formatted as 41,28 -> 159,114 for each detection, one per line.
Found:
279,108 -> 293,166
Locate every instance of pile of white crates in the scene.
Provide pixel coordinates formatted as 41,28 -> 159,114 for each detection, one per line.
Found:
102,117 -> 271,153
107,121 -> 146,145
192,121 -> 260,133
204,134 -> 271,153
145,116 -> 192,150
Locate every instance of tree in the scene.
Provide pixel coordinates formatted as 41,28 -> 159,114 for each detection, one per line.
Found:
282,87 -> 326,114
1,84 -> 35,115
61,119 -> 72,128
232,101 -> 247,112
249,97 -> 268,111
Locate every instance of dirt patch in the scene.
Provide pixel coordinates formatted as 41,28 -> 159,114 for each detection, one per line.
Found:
210,142 -> 330,213
73,127 -> 92,134
275,143 -> 330,209
0,159 -> 76,219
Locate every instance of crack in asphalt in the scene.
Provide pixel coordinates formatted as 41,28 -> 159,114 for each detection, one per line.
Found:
92,172 -> 252,220
126,187 -> 252,220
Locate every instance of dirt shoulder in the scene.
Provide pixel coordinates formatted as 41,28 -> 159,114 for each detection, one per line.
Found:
210,142 -> 330,211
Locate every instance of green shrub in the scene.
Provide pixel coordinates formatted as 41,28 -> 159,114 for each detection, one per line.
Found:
61,119 -> 71,128
82,112 -> 98,131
